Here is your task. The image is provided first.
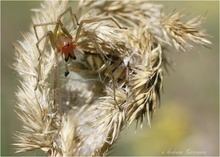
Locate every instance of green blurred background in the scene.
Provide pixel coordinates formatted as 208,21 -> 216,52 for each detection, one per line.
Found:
1,1 -> 219,156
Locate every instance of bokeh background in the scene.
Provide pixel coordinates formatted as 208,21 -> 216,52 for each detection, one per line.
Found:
1,1 -> 219,156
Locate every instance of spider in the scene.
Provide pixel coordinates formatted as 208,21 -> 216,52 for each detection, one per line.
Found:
34,7 -> 125,79
34,7 -> 127,107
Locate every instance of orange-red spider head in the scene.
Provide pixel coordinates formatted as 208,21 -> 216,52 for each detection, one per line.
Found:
56,36 -> 76,62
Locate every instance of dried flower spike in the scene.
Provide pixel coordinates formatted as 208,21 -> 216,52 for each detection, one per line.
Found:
13,0 -> 211,156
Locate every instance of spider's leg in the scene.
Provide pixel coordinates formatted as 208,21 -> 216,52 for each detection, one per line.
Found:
55,7 -> 79,39
34,30 -> 54,90
58,7 -> 79,28
53,49 -> 63,120
61,54 -> 70,77
75,17 -> 126,43
33,22 -> 57,41
35,30 -> 55,60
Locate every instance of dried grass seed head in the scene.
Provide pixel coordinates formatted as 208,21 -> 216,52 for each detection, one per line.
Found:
13,0 -> 211,156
